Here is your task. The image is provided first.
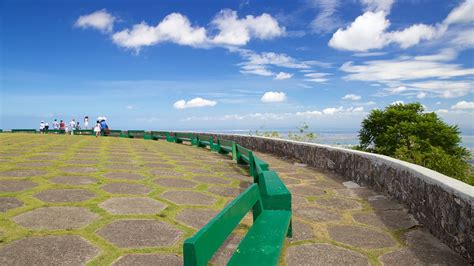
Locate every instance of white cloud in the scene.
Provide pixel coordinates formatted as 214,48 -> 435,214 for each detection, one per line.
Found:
274,72 -> 293,80
310,0 -> 342,34
75,9 -> 116,33
451,101 -> 474,110
261,91 -> 287,103
125,105 -> 135,110
435,109 -> 449,114
329,11 -> 390,51
330,1 -> 474,52
296,110 -> 322,117
352,52 -> 387,57
360,0 -> 394,12
341,58 -> 474,83
391,100 -> 404,105
416,92 -> 427,99
414,48 -> 458,62
112,13 -> 207,51
210,9 -> 285,46
444,0 -> 474,25
235,49 -> 324,78
342,94 -> 361,101
407,81 -> 472,98
388,23 -> 441,49
173,97 -> 217,109
322,106 -> 344,115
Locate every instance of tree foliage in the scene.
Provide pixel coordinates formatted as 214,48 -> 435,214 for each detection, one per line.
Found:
357,102 -> 473,185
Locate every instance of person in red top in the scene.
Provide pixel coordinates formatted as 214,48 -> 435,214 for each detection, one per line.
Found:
59,120 -> 65,130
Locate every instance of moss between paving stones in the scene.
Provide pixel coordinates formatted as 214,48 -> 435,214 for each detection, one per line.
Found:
0,134 -> 467,265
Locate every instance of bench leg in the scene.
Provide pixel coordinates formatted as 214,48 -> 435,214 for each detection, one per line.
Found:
286,219 -> 293,238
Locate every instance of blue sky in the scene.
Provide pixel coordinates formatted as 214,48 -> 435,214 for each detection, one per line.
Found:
1,0 -> 473,133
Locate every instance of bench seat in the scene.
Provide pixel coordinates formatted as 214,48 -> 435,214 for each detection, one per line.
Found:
228,210 -> 291,266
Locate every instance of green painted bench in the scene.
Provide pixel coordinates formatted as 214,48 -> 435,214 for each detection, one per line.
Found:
174,132 -> 197,145
183,183 -> 291,266
216,139 -> 237,160
106,130 -> 123,137
11,129 -> 37,133
73,129 -> 93,135
151,131 -> 173,142
196,134 -> 216,150
127,130 -> 145,139
45,129 -> 65,134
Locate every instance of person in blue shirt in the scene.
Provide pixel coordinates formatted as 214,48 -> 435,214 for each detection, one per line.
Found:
100,119 -> 108,135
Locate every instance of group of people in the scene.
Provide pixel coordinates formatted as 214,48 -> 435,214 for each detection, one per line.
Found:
40,116 -> 109,137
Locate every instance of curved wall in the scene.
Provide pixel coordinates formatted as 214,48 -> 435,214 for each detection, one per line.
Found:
191,132 -> 473,261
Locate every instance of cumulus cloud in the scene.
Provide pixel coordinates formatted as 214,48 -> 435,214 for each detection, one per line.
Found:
342,94 -> 361,101
329,0 -> 474,52
173,97 -> 217,109
261,91 -> 287,103
78,9 -> 284,53
329,11 -> 390,51
112,13 -> 207,51
274,72 -> 293,80
74,9 -> 116,32
322,106 -> 344,115
451,101 -> 474,110
210,9 -> 285,46
416,92 -> 427,99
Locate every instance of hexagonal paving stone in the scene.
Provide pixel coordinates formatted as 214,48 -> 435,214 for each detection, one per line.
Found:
176,208 -> 219,229
286,243 -> 369,266
13,207 -> 98,230
160,191 -> 216,206
0,169 -> 47,178
210,234 -> 243,265
315,197 -> 362,210
328,225 -> 396,249
150,169 -> 185,177
352,210 -> 418,230
143,162 -> 175,169
379,229 -> 467,265
208,186 -> 241,197
193,175 -> 231,185
113,254 -> 183,266
49,175 -> 98,185
60,166 -> 99,173
0,180 -> 37,192
16,162 -> 52,167
0,235 -> 99,265
101,183 -> 152,195
34,189 -> 96,203
153,178 -> 197,188
0,197 -> 23,212
289,221 -> 314,242
367,195 -> 403,210
294,206 -> 341,222
105,164 -> 140,171
289,186 -> 327,197
104,172 -> 146,181
99,197 -> 167,215
97,219 -> 183,248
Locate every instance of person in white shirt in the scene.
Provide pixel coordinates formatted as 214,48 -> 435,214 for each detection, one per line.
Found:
39,121 -> 45,134
94,120 -> 101,137
84,116 -> 89,129
69,119 -> 76,135
53,119 -> 59,130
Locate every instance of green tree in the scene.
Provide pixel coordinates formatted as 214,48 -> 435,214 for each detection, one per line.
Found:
288,122 -> 317,142
357,102 -> 473,185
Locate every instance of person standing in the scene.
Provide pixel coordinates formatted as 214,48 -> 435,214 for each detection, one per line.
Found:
69,119 -> 76,135
100,119 -> 108,136
59,120 -> 65,130
76,121 -> 81,130
84,116 -> 89,129
94,120 -> 101,137
39,121 -> 45,134
44,122 -> 49,133
53,119 -> 59,130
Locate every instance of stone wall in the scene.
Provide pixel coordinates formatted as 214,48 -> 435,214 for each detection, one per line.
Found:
188,132 -> 473,261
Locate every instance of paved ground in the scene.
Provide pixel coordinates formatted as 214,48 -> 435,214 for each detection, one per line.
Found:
0,134 -> 467,265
